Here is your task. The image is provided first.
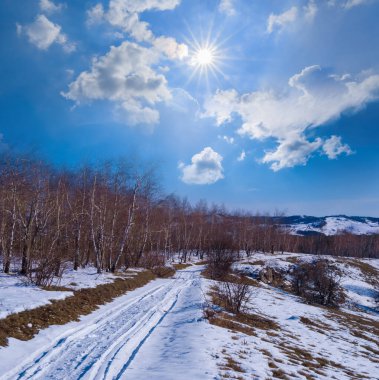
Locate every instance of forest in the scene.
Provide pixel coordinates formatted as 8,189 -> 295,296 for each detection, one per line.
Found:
0,154 -> 378,285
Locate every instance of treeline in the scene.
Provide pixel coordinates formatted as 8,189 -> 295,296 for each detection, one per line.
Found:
0,155 -> 378,284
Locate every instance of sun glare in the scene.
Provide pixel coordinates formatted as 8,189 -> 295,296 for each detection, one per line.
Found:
184,28 -> 230,86
193,48 -> 214,66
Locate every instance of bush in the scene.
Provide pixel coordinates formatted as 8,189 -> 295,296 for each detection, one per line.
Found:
205,235 -> 237,280
213,279 -> 253,314
292,259 -> 345,307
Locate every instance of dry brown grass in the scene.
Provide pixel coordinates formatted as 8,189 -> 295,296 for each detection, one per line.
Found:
232,312 -> 279,331
272,368 -> 289,379
222,357 -> 245,373
327,308 -> 379,345
173,263 -> 193,270
285,257 -> 300,264
151,266 -> 176,278
202,270 -> 259,288
41,285 -> 72,292
0,270 -> 156,346
278,342 -> 367,378
300,316 -> 331,331
225,274 -> 260,287
194,261 -> 209,266
241,260 -> 266,266
208,312 -> 256,336
206,304 -> 279,338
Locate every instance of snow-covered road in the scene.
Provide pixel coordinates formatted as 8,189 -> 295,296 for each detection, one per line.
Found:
0,267 -> 220,380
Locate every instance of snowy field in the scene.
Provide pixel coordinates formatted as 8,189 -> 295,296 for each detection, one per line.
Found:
226,253 -> 379,379
0,254 -> 378,379
0,271 -> 72,319
0,265 -> 137,319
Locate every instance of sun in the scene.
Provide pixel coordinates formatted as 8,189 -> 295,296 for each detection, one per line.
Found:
192,48 -> 214,66
183,28 -> 230,86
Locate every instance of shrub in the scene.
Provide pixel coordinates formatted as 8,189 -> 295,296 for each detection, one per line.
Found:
292,259 -> 345,307
205,235 -> 237,280
213,279 -> 253,314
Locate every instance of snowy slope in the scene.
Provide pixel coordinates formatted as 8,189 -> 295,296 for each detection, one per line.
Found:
282,215 -> 379,235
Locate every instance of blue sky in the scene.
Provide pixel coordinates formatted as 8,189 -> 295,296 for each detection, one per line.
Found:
1,0 -> 379,216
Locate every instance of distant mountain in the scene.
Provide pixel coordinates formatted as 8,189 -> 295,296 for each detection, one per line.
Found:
274,215 -> 379,236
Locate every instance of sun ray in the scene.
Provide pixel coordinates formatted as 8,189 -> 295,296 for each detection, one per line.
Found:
181,22 -> 239,90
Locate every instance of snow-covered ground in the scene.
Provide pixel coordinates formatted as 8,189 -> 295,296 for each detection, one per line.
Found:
0,254 -> 378,379
50,265 -> 136,290
0,266 -> 223,380
286,216 -> 379,235
0,266 -> 135,319
236,252 -> 379,312
220,253 -> 379,379
0,272 -> 72,319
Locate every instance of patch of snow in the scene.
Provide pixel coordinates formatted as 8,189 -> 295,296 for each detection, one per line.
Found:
0,272 -> 72,319
0,264 -> 137,319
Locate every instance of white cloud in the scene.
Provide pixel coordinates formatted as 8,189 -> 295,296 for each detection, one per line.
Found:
219,135 -> 234,144
328,0 -> 373,9
39,0 -> 63,13
237,150 -> 246,162
87,3 -> 105,25
117,99 -> 160,125
304,0 -> 318,21
88,0 -> 181,42
153,36 -> 188,60
17,14 -> 75,52
111,0 -> 181,13
179,147 -> 224,185
62,41 -> 172,125
344,0 -> 371,9
68,1 -> 188,126
262,137 -> 323,171
204,89 -> 238,125
219,0 -> 236,16
322,135 -> 353,159
267,6 -> 298,34
204,66 -> 379,170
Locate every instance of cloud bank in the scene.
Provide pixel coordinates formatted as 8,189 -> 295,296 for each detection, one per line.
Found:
204,65 -> 379,170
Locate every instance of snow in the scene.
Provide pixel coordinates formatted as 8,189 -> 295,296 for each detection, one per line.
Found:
51,265 -> 134,290
0,254 -> 378,379
0,266 -> 223,380
0,265 -> 135,319
287,216 -> 379,235
322,216 -> 379,235
236,252 -> 379,312
0,272 -> 72,319
217,282 -> 378,379
214,253 -> 379,379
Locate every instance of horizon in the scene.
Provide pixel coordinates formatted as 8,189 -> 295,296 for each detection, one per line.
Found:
1,0 -> 379,216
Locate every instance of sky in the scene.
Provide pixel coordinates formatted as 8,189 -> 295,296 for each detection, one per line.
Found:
0,0 -> 379,216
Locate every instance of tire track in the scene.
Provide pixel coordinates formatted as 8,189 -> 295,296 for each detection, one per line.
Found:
2,270 -> 196,380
